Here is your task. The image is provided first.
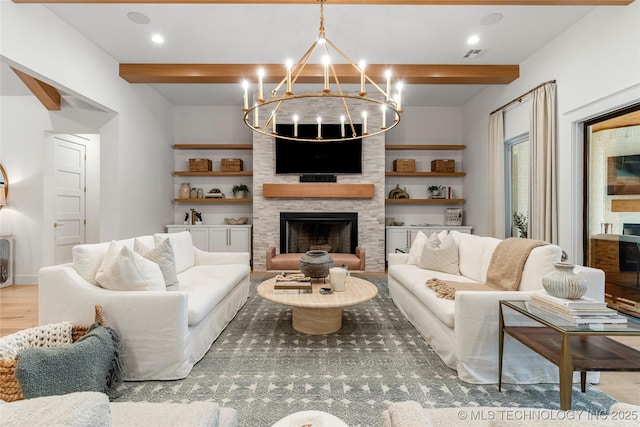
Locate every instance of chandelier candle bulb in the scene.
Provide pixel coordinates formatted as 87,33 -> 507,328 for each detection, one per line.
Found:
253,103 -> 259,128
396,82 -> 403,111
285,59 -> 293,95
385,69 -> 391,101
242,80 -> 249,111
257,68 -> 264,102
293,114 -> 299,137
381,105 -> 387,129
272,111 -> 277,134
323,55 -> 331,93
317,117 -> 322,139
340,115 -> 345,137
359,60 -> 366,95
362,111 -> 368,135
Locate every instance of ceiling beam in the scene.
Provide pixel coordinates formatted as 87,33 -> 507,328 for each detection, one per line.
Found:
120,63 -> 520,85
11,68 -> 61,111
10,1 -> 636,5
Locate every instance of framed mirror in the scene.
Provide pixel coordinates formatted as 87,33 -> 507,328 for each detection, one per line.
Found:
0,164 -> 8,207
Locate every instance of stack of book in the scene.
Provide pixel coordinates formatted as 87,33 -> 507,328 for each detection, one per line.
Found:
273,274 -> 312,294
529,291 -> 627,324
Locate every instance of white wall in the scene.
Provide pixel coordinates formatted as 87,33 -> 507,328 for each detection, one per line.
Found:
462,3 -> 640,263
0,3 -> 175,283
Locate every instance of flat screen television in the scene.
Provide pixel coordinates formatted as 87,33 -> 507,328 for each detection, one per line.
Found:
275,123 -> 363,174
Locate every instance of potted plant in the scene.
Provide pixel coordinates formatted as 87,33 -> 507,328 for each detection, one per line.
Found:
427,185 -> 443,198
513,212 -> 528,238
232,184 -> 250,199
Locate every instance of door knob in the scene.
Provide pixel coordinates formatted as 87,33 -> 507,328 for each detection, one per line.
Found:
54,223 -> 64,228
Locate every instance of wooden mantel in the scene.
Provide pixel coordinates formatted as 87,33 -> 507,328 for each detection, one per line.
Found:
263,183 -> 375,199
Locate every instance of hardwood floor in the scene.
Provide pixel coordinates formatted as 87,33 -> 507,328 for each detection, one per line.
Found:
1,283 -> 638,406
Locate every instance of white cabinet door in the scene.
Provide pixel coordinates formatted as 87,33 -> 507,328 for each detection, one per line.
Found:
229,228 -> 251,252
208,228 -> 229,252
386,228 -> 410,260
168,226 -> 209,251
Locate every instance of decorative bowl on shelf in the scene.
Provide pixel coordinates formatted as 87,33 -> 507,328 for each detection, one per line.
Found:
393,221 -> 404,226
224,217 -> 249,225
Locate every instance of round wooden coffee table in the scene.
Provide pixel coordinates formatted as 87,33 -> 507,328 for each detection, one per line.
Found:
257,275 -> 378,335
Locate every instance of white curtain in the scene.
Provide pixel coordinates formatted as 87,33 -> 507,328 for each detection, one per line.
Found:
529,82 -> 558,243
487,110 -> 505,239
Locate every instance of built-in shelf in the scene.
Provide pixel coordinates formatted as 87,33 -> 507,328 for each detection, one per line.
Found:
173,144 -> 253,150
385,144 -> 465,150
173,171 -> 253,177
385,198 -> 465,204
174,198 -> 253,203
385,171 -> 465,177
263,183 -> 375,199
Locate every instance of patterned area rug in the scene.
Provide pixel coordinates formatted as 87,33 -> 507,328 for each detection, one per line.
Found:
115,273 -> 616,426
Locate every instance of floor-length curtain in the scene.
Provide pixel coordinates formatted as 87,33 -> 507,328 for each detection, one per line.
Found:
487,110 -> 505,239
529,82 -> 558,243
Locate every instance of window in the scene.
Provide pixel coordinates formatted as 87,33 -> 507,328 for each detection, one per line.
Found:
505,134 -> 530,237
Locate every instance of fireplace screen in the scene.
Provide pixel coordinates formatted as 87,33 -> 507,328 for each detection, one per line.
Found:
280,212 -> 358,254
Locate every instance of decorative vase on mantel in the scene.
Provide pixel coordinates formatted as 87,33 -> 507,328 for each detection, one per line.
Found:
299,250 -> 334,279
542,262 -> 587,300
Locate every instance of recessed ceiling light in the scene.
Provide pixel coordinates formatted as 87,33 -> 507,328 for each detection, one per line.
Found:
481,13 -> 503,26
467,35 -> 480,45
127,12 -> 150,25
151,34 -> 164,44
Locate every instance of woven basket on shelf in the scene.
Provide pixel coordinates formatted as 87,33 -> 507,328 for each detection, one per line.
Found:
0,305 -> 105,402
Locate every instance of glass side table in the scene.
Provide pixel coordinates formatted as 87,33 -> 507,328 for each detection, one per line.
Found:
499,300 -> 640,410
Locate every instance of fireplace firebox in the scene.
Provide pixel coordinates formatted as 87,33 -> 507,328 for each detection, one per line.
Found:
280,212 -> 358,255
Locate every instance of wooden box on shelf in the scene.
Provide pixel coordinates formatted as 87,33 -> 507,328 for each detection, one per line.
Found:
392,159 -> 416,172
221,158 -> 243,172
431,159 -> 455,173
189,158 -> 213,171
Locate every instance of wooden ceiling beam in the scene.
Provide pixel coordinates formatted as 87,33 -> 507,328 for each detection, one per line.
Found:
10,1 -> 636,6
11,68 -> 61,111
120,63 -> 520,85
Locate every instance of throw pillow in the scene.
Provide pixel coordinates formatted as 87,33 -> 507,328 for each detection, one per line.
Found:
95,244 -> 165,291
134,238 -> 179,291
418,233 -> 460,275
15,324 -> 124,400
407,230 -> 448,265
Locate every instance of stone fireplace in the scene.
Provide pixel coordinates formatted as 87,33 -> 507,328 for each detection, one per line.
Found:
280,212 -> 358,254
251,93 -> 386,271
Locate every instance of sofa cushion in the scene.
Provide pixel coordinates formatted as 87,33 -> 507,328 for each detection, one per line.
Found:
407,230 -> 448,265
154,232 -> 195,273
72,236 -> 154,285
178,264 -> 251,326
389,264 -> 478,328
134,238 -> 179,291
95,242 -> 165,291
519,244 -> 562,291
0,392 -> 111,427
419,233 -> 459,275
450,231 -> 501,283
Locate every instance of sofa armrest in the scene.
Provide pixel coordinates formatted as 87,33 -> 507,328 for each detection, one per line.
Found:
194,247 -> 250,266
266,247 -> 276,271
355,246 -> 366,270
39,265 -> 189,380
574,265 -> 605,301
388,253 -> 410,266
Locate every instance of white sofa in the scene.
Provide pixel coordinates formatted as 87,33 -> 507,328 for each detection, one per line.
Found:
388,230 -> 605,384
38,231 -> 251,381
382,401 -> 639,427
0,391 -> 238,427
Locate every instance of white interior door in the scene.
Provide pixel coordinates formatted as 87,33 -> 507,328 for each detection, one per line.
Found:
52,136 -> 86,264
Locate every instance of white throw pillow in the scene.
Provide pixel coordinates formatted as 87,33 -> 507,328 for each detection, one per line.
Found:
134,238 -> 179,291
418,233 -> 460,275
153,232 -> 195,273
95,244 -> 165,291
407,230 -> 448,265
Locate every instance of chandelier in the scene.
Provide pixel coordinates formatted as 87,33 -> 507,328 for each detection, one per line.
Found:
241,0 -> 402,142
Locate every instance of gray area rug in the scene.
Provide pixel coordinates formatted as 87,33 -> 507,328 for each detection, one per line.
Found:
115,273 -> 616,426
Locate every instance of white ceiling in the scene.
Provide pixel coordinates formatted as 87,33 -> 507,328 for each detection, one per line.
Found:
4,3 -> 600,106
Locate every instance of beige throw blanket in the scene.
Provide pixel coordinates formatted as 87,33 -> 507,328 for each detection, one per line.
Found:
426,238 -> 545,300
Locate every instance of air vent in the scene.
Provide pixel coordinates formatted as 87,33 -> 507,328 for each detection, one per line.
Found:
463,49 -> 486,59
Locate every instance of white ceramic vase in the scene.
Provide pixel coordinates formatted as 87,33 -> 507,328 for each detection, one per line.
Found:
542,262 -> 587,300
